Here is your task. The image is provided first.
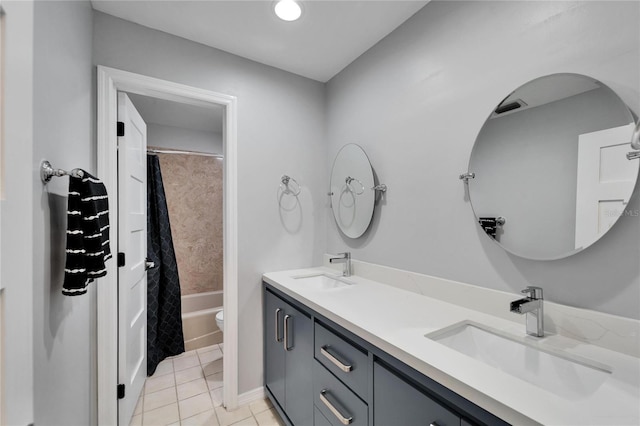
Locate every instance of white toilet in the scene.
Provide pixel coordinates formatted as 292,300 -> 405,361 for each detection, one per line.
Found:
215,310 -> 224,332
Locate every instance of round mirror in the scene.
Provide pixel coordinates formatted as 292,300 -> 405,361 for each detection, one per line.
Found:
468,73 -> 638,260
330,144 -> 376,238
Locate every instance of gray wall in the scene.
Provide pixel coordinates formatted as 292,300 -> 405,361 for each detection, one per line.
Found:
32,1 -> 96,425
93,11 -> 327,394
1,1 -> 35,424
147,123 -> 223,155
471,87 -> 633,259
326,1 -> 640,319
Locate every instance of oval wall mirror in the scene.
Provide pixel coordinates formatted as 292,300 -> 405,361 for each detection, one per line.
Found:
330,144 -> 376,238
468,73 -> 638,260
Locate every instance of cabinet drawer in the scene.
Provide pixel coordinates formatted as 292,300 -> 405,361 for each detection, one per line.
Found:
315,323 -> 368,398
374,361 -> 460,426
313,361 -> 368,426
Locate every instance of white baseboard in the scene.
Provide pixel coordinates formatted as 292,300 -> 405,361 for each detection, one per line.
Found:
237,386 -> 266,406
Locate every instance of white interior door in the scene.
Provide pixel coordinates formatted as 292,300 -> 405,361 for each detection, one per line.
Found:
117,92 -> 148,426
575,123 -> 637,249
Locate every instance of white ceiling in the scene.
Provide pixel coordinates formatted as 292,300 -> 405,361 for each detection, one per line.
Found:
128,93 -> 224,133
91,0 -> 429,82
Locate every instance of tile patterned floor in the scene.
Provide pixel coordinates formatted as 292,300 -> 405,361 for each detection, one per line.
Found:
130,344 -> 285,426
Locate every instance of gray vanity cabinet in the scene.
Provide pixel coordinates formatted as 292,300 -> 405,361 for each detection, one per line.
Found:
374,361 -> 461,426
264,283 -> 508,426
264,290 -> 314,426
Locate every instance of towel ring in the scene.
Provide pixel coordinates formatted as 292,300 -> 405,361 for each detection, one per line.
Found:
345,176 -> 365,195
280,175 -> 301,196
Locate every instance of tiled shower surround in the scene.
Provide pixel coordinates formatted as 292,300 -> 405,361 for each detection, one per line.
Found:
156,150 -> 223,295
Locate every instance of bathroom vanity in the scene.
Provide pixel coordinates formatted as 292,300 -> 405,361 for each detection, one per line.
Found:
263,267 -> 640,426
264,283 -> 505,426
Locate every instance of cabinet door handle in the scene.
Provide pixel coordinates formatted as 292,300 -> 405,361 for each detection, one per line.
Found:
274,308 -> 282,342
320,389 -> 353,425
283,314 -> 292,351
320,346 -> 353,372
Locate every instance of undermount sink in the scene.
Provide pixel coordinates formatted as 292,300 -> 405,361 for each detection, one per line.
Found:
426,321 -> 611,400
291,273 -> 354,290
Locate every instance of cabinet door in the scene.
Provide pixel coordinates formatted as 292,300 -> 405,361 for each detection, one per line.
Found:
284,303 -> 314,426
265,291 -> 286,406
374,362 -> 460,426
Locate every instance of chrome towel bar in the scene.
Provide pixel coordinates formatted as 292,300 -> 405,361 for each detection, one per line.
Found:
41,160 -> 84,183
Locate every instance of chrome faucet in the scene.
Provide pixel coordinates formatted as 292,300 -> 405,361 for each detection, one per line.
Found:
510,286 -> 544,337
329,252 -> 352,277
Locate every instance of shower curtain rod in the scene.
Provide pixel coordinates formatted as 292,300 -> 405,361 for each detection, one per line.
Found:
147,147 -> 223,158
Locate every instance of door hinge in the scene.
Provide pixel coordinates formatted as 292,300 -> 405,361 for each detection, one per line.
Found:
117,383 -> 125,399
117,121 -> 125,137
118,252 -> 126,267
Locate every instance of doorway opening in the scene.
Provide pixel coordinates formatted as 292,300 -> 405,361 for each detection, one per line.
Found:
96,66 -> 238,425
128,92 -> 225,424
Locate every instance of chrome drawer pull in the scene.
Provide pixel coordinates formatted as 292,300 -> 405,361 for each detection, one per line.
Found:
274,308 -> 282,342
283,314 -> 292,351
320,346 -> 353,372
320,389 -> 353,425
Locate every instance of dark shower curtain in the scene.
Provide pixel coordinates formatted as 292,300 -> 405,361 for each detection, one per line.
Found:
146,154 -> 185,376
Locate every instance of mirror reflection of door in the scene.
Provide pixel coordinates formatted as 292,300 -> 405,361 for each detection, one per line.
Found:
575,123 -> 636,249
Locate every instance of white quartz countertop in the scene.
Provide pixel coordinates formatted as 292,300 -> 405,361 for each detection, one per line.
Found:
263,268 -> 640,426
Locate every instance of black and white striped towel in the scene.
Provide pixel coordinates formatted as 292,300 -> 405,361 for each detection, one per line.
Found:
62,170 -> 112,296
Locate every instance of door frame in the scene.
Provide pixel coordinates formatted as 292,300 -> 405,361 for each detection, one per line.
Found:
96,66 -> 239,425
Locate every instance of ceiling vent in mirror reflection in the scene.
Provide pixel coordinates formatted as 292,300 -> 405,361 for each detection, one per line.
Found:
465,73 -> 638,260
493,99 -> 526,116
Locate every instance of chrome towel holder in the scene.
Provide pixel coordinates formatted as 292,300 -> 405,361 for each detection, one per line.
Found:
459,172 -> 475,182
280,175 -> 301,196
345,176 -> 365,195
41,160 -> 84,184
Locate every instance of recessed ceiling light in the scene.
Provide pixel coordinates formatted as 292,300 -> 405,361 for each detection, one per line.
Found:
274,0 -> 302,22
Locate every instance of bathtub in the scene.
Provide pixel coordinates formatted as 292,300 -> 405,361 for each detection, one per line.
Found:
181,290 -> 223,351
